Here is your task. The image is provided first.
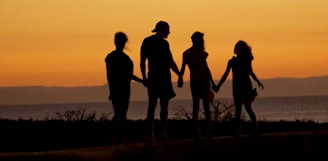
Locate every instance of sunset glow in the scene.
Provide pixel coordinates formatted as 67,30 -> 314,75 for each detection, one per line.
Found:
1,0 -> 327,87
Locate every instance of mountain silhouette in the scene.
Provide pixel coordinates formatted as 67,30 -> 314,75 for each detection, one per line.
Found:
0,76 -> 327,105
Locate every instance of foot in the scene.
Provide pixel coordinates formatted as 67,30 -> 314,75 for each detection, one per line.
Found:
144,134 -> 156,143
193,134 -> 203,142
121,137 -> 129,144
159,134 -> 170,141
249,131 -> 261,139
206,134 -> 213,140
234,133 -> 241,141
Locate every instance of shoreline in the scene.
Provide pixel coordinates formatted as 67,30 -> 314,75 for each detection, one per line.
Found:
1,95 -> 328,123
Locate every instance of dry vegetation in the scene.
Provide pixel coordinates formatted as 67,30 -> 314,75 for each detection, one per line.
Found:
0,101 -> 327,153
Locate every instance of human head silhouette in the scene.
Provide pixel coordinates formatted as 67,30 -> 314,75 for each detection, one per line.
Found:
115,32 -> 128,51
152,21 -> 170,38
191,31 -> 204,50
234,40 -> 253,60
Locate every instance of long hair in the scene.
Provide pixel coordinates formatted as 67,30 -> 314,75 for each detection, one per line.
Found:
234,40 -> 253,60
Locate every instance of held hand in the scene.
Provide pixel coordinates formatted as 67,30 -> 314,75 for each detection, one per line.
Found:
177,77 -> 183,88
212,85 -> 219,93
258,82 -> 264,90
143,79 -> 149,87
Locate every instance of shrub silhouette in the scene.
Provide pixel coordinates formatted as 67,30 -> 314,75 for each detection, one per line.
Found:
172,99 -> 241,122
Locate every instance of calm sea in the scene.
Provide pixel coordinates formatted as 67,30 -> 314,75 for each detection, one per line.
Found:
0,95 -> 327,123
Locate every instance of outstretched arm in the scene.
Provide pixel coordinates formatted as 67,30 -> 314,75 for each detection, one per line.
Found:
249,65 -> 264,90
205,60 -> 215,89
140,59 -> 146,81
140,42 -> 148,87
170,60 -> 180,76
215,59 -> 232,92
132,75 -> 143,84
178,58 -> 186,88
167,47 -> 180,76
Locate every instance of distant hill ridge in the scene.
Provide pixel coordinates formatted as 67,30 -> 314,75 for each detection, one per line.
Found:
0,76 -> 327,105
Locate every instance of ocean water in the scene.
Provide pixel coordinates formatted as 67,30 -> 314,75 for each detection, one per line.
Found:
0,95 -> 327,123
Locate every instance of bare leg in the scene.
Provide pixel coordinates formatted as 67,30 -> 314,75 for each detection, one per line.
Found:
244,101 -> 259,136
203,99 -> 212,139
119,101 -> 129,143
160,98 -> 169,139
192,97 -> 201,140
145,95 -> 157,142
111,100 -> 125,144
234,101 -> 242,138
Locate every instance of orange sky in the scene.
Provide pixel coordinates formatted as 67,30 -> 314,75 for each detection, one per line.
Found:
1,0 -> 327,87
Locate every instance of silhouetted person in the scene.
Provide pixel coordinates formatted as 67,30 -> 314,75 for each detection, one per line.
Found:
178,31 -> 215,141
140,21 -> 180,142
214,40 -> 264,139
105,32 -> 143,144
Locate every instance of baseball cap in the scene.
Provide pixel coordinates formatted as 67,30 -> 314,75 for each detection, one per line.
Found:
152,21 -> 169,32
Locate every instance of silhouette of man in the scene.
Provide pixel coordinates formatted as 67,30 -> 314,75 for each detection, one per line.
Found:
140,21 -> 180,142
105,32 -> 143,144
178,31 -> 215,141
214,40 -> 264,139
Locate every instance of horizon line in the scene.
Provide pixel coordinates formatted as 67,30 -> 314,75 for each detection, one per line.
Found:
0,75 -> 327,88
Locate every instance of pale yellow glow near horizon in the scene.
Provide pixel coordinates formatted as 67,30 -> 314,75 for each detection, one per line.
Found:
0,0 -> 327,87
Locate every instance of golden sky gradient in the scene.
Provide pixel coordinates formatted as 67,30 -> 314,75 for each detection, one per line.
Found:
1,0 -> 327,87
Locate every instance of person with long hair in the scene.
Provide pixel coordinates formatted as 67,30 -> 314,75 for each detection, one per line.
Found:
214,40 -> 264,138
178,31 -> 215,141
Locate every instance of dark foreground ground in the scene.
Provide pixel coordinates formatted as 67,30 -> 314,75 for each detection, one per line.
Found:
0,120 -> 327,160
0,130 -> 328,161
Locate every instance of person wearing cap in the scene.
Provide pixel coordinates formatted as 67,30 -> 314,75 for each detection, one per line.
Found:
140,21 -> 180,142
178,31 -> 215,141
